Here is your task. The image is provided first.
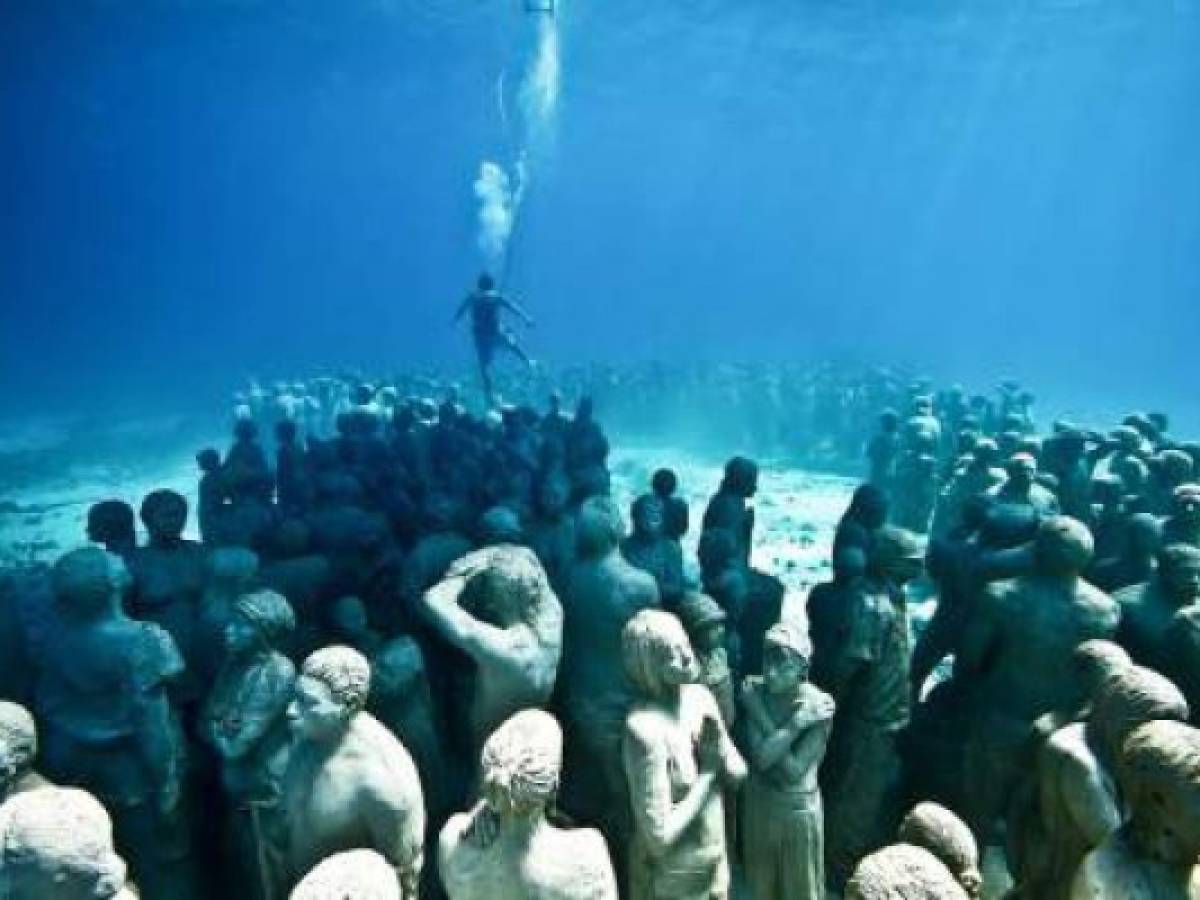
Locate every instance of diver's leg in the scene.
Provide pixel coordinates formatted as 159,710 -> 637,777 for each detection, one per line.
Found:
499,328 -> 534,367
475,331 -> 497,404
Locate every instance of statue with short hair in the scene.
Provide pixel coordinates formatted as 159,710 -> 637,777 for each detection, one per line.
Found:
439,709 -> 618,899
1070,719 -> 1200,899
844,802 -> 980,900
281,646 -> 425,899
34,548 -> 195,900
1115,543 -> 1200,679
740,622 -> 834,900
621,609 -> 746,900
0,786 -> 136,900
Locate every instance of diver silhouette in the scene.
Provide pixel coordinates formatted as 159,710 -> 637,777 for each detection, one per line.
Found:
454,273 -> 535,405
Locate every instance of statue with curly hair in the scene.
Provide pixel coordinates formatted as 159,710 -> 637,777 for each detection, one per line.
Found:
420,546 -> 562,756
621,609 -> 746,900
289,849 -> 399,900
281,646 -> 425,900
0,701 -> 46,805
1070,719 -> 1200,899
0,786 -> 136,900
439,709 -> 617,899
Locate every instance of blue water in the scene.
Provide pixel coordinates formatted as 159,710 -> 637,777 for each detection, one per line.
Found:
2,0 -> 1198,426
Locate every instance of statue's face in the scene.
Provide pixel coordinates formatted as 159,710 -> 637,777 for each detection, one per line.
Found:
658,635 -> 698,687
1132,785 -> 1200,866
764,644 -> 807,696
288,677 -> 349,744
224,615 -> 260,658
633,500 -> 664,538
1164,559 -> 1200,602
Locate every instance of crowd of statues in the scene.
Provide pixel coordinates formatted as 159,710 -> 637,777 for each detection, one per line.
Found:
0,368 -> 1199,899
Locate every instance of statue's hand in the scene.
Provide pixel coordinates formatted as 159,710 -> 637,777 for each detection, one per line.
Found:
696,716 -> 724,774
158,778 -> 182,817
465,803 -> 500,849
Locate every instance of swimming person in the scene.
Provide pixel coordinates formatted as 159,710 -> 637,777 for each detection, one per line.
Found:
453,273 -> 535,404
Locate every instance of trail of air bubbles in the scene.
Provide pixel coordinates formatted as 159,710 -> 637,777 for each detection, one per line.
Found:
474,2 -> 562,281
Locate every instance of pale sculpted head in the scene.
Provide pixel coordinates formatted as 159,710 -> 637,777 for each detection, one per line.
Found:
1119,720 -> 1200,867
289,848 -> 399,900
0,787 -> 131,900
897,802 -> 981,898
479,709 -> 562,819
0,702 -> 36,790
289,646 -> 371,744
622,610 -> 699,699
762,621 -> 811,698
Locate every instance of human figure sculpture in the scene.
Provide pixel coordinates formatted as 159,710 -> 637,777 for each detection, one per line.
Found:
526,468 -> 577,596
0,786 -> 136,900
1115,543 -> 1200,678
621,609 -> 746,900
85,500 -> 136,561
1009,660 -> 1188,900
195,546 -> 261,685
1161,483 -> 1200,547
368,637 -> 452,829
740,622 -> 834,900
290,849 -> 400,900
702,456 -> 758,567
281,646 -> 425,899
558,497 -> 659,859
867,410 -> 902,498
892,452 -> 939,535
932,439 -> 1005,538
651,468 -> 690,543
127,489 -> 207,706
35,548 -> 195,900
845,803 -> 981,900
1070,720 -> 1200,899
439,709 -> 618,900
621,495 -> 685,610
1089,512 -> 1161,593
419,545 -> 562,756
201,589 -> 297,900
196,447 -> 227,545
0,701 -> 47,804
676,592 -> 736,727
954,516 -> 1120,843
987,453 -> 1060,518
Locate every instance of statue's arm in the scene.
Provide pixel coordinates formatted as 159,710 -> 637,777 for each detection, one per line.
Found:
130,626 -> 187,809
419,577 -> 514,664
216,659 -> 297,761
1060,753 -> 1122,847
362,782 -> 424,900
622,718 -> 717,861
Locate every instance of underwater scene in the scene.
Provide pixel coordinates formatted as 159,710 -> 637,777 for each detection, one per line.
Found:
1,1 -> 1198,898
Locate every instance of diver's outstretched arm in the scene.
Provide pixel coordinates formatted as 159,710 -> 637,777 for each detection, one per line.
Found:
500,295 -> 534,326
453,295 -> 474,324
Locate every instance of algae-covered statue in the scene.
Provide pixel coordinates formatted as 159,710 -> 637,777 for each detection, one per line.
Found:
289,849 -> 400,900
420,545 -> 562,755
621,609 -> 746,900
1070,719 -> 1200,899
740,621 -> 834,900
559,497 -> 659,858
677,591 -> 736,727
844,802 -> 981,900
0,701 -> 47,805
201,589 -> 297,900
0,786 -> 136,900
954,516 -> 1120,842
439,709 -> 618,900
35,548 -> 195,900
281,646 -> 425,899
621,495 -> 685,610
1115,543 -> 1200,679
701,456 -> 758,567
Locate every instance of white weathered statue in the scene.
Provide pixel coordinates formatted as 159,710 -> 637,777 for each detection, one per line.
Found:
439,708 -> 618,900
0,786 -> 136,900
621,609 -> 746,900
281,646 -> 426,900
420,546 -> 562,755
289,849 -> 400,900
